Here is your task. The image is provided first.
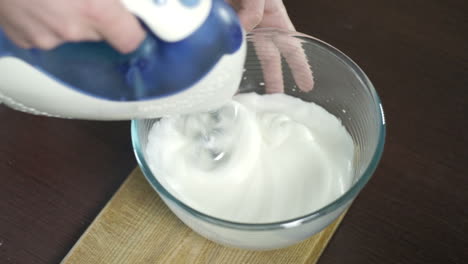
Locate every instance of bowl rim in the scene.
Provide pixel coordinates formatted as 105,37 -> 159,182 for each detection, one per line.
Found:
131,28 -> 386,231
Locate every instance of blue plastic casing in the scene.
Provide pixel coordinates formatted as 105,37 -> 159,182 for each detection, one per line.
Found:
0,0 -> 243,101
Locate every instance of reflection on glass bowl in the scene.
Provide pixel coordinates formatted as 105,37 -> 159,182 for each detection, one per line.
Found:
132,28 -> 386,250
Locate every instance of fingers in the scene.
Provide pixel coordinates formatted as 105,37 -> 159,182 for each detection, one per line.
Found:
1,18 -> 62,50
253,33 -> 284,94
0,0 -> 145,52
276,36 -> 314,92
229,0 -> 309,94
228,0 -> 265,32
1,24 -> 33,49
254,34 -> 314,94
91,1 -> 146,54
49,21 -> 102,43
259,0 -> 295,30
228,0 -> 293,32
247,0 -> 313,93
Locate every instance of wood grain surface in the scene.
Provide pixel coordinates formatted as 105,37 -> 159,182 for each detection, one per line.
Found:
0,0 -> 467,263
62,169 -> 346,264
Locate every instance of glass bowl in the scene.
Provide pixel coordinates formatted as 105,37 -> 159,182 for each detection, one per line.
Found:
131,28 -> 386,250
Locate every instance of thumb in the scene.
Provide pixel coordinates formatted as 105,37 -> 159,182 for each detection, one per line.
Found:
95,3 -> 146,53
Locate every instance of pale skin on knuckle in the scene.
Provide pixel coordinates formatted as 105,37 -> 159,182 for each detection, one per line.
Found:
115,39 -> 137,54
259,0 -> 294,30
33,35 -> 60,50
231,0 -> 265,31
82,0 -> 111,25
17,40 -> 32,49
3,29 -> 31,49
107,18 -> 142,53
107,11 -> 144,52
82,0 -> 139,52
251,9 -> 264,26
58,23 -> 83,42
243,8 -> 263,31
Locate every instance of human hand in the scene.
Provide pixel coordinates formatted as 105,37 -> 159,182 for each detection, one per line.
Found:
0,0 -> 145,53
227,0 -> 314,93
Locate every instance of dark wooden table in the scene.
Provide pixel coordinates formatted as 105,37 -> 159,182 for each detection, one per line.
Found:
1,0 -> 467,263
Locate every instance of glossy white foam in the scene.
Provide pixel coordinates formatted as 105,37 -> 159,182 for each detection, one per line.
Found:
146,93 -> 355,223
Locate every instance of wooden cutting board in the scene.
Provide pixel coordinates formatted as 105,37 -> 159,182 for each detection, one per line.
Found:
62,168 -> 346,264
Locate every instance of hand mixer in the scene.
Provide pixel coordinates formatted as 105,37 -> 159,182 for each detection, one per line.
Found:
0,0 -> 246,120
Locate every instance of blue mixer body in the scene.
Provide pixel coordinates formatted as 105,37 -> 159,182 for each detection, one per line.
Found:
0,0 -> 243,102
